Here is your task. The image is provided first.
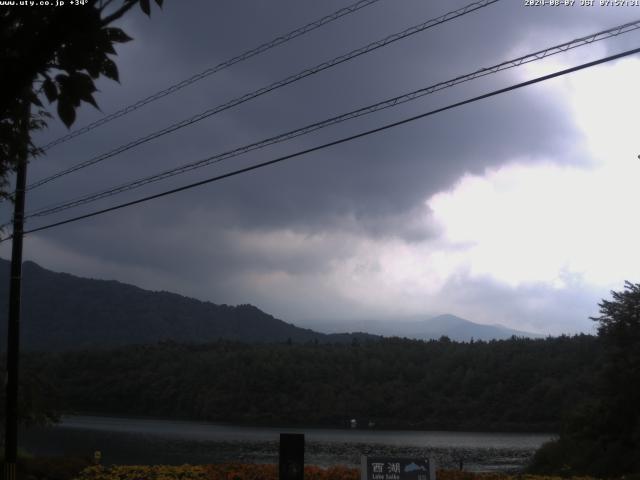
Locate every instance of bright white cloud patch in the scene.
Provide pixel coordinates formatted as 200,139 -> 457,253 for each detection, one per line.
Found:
426,57 -> 640,293
291,57 -> 640,331
167,58 -> 640,332
429,159 -> 640,288
569,58 -> 640,165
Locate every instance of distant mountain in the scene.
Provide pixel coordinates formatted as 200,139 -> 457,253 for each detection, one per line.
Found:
0,259 -> 379,351
313,313 -> 543,342
402,314 -> 543,341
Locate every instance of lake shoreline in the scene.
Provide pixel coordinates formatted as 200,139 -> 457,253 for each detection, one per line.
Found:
58,412 -> 558,435
20,415 -> 552,472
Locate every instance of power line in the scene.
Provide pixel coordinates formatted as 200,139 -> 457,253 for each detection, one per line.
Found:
20,19 -> 640,221
8,45 -> 639,241
38,0 -> 383,152
27,0 -> 499,191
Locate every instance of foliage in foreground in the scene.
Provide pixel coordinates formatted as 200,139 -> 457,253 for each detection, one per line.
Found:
70,464 -> 606,480
16,455 -> 92,480
528,282 -> 640,477
12,456 -> 615,480
0,0 -> 164,200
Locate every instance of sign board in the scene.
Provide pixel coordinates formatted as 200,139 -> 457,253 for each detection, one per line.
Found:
361,456 -> 435,480
279,433 -> 304,480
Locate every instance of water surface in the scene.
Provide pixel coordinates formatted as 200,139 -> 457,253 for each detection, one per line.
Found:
21,415 -> 554,471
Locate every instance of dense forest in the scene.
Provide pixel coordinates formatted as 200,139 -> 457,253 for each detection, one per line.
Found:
21,334 -> 600,432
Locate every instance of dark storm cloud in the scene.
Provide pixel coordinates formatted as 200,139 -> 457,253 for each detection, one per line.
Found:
3,0 -> 638,325
24,0 -> 626,230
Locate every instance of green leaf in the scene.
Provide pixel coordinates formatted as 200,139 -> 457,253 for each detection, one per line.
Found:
30,92 -> 43,108
73,72 -> 96,90
97,31 -> 117,54
43,78 -> 58,102
69,73 -> 99,109
101,57 -> 119,82
104,27 -> 132,44
140,0 -> 151,15
57,99 -> 76,128
85,54 -> 102,79
82,93 -> 100,110
154,0 -> 163,7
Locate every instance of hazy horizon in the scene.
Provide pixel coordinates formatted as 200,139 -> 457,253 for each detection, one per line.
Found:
0,256 -> 586,338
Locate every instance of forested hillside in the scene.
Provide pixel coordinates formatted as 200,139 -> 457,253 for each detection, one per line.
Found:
0,259 -> 377,350
23,335 -> 600,432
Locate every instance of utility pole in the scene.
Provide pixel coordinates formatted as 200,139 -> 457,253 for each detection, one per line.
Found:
3,100 -> 29,480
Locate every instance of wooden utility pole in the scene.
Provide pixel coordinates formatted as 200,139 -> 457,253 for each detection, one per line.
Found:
3,101 -> 29,480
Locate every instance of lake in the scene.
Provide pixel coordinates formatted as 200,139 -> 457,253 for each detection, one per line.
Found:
20,415 -> 554,472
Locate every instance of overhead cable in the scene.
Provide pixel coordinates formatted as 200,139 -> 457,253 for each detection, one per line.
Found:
20,19 -> 640,221
27,0 -> 499,191
7,45 -> 639,240
38,0 -> 384,151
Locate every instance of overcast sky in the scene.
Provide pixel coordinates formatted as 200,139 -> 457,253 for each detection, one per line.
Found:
2,0 -> 640,335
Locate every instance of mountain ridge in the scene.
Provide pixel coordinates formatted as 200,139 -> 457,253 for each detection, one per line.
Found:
0,258 -> 541,350
0,258 -> 378,351
312,313 -> 543,342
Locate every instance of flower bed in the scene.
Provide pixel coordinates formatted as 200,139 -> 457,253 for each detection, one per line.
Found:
73,464 -> 601,480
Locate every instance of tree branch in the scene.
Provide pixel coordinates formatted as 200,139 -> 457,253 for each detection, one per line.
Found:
100,0 -> 138,26
99,0 -> 119,14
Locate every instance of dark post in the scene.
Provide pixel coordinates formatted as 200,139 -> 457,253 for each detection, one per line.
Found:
3,102 -> 29,480
279,433 -> 304,480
